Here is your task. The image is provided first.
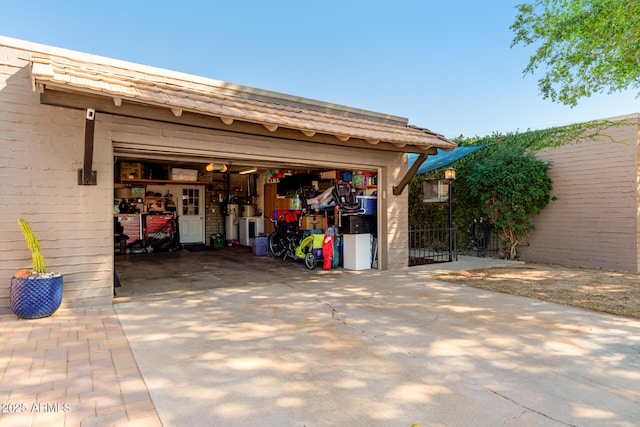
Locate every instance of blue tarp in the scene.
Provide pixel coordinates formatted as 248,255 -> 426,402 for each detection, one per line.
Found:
408,146 -> 484,174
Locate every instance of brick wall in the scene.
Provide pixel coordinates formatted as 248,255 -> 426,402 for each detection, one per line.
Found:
0,44 -> 114,313
519,115 -> 640,272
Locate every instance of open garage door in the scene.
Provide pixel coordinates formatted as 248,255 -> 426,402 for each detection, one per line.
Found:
113,142 -> 381,298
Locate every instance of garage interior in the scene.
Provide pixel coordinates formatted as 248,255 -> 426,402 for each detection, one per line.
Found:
113,154 -> 380,296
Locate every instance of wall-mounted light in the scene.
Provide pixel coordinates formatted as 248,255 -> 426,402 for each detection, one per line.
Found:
206,163 -> 228,173
238,168 -> 257,175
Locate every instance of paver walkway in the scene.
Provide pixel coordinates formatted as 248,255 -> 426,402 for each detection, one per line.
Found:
0,307 -> 161,427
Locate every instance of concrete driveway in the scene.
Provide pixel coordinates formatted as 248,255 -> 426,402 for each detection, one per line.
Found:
114,256 -> 640,427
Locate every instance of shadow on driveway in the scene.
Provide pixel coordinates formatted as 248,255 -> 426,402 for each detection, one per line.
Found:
114,257 -> 640,426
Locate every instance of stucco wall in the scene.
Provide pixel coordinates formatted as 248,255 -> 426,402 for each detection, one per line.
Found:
0,43 -> 410,312
519,115 -> 640,272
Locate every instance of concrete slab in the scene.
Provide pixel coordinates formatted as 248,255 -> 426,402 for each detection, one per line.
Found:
410,254 -> 525,276
115,267 -> 640,427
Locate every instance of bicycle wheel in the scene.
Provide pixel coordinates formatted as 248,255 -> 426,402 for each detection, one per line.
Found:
304,252 -> 317,269
268,232 -> 287,257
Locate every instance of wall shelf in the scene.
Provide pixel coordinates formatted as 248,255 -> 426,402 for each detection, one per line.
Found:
119,178 -> 220,186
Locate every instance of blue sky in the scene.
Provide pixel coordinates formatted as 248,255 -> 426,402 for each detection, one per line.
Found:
1,1 -> 638,139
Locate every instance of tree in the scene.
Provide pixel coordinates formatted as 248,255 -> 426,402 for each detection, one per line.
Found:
511,0 -> 640,106
466,144 -> 552,259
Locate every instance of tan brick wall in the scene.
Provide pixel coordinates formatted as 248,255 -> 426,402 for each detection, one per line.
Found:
519,116 -> 640,272
384,154 -> 409,270
0,43 -> 410,312
1,44 -> 114,314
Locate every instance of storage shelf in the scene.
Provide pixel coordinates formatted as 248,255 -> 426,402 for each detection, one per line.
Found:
119,178 -> 216,185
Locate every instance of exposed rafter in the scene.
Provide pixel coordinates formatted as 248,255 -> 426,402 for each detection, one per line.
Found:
392,147 -> 437,195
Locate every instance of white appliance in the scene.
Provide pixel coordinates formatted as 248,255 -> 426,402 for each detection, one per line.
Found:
239,216 -> 264,246
343,233 -> 372,270
225,204 -> 239,241
242,204 -> 256,217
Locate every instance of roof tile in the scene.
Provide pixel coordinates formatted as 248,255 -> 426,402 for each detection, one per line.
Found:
30,53 -> 455,151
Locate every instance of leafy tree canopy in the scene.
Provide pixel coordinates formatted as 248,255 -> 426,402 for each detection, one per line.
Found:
511,0 -> 640,106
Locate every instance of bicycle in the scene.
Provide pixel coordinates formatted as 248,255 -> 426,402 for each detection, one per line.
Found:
266,213 -> 299,257
266,213 -> 320,269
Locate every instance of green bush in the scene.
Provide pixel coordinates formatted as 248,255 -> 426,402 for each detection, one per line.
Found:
409,130 -> 556,259
467,144 -> 552,259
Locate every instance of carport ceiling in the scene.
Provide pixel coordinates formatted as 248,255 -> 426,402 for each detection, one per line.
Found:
30,52 -> 456,154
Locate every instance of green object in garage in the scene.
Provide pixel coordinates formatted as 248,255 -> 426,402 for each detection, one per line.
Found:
210,234 -> 224,249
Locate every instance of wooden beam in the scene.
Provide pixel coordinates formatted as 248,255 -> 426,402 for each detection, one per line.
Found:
392,152 -> 427,196
336,135 -> 350,142
171,108 -> 183,117
301,129 -> 316,137
113,97 -> 122,107
77,108 -> 97,185
39,90 -> 431,154
263,123 -> 278,132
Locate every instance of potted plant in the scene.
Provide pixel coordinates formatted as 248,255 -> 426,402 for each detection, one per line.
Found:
10,219 -> 63,319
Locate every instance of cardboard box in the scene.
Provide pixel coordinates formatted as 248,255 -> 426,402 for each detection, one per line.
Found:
120,162 -> 142,180
320,170 -> 336,180
171,168 -> 198,181
275,197 -> 294,210
300,215 -> 326,231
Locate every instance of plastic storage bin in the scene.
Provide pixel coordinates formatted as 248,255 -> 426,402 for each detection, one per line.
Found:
252,236 -> 269,256
356,195 -> 377,215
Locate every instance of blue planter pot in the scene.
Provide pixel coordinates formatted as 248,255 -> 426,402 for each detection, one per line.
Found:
10,275 -> 63,319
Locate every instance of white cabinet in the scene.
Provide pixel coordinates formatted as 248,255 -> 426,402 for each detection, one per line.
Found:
343,233 -> 372,270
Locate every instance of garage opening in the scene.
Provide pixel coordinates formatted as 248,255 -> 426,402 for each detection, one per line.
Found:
113,153 -> 380,298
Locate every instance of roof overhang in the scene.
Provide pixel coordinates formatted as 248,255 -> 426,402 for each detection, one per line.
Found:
29,53 -> 456,154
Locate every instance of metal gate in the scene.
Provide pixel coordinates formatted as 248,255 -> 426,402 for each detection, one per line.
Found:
409,226 -> 458,266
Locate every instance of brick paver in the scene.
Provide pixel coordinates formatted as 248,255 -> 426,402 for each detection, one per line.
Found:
0,308 -> 161,427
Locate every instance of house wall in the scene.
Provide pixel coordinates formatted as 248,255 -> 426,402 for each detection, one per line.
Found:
0,43 -> 409,313
0,45 -> 115,314
519,115 -> 640,272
